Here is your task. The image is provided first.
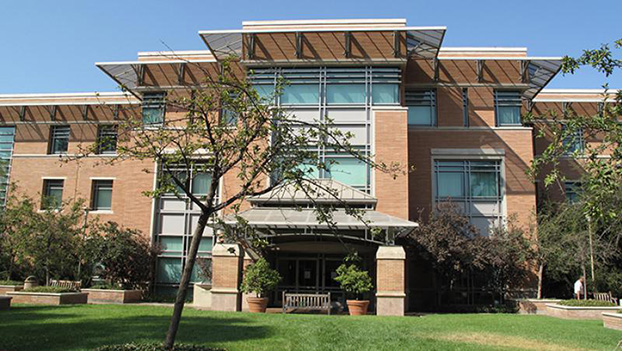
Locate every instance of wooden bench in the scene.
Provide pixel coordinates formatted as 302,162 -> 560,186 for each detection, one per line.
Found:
594,291 -> 619,305
49,280 -> 82,291
282,291 -> 331,315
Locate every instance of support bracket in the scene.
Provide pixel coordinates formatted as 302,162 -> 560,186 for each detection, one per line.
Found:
476,60 -> 485,82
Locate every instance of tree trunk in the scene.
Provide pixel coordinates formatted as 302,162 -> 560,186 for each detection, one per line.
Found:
537,263 -> 544,299
582,262 -> 587,300
163,211 -> 210,350
587,218 -> 596,292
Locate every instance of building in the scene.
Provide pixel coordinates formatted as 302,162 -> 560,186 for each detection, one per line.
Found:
0,19 -> 614,314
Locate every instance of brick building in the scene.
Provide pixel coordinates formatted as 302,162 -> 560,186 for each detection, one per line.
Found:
0,19 -> 614,314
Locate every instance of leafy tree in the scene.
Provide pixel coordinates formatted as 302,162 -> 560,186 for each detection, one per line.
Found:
74,57 -> 400,349
527,39 -> 622,296
86,222 -> 160,290
239,258 -> 281,298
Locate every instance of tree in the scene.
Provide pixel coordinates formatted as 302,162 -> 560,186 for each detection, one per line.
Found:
527,39 -> 622,297
76,57 -> 400,349
239,258 -> 281,298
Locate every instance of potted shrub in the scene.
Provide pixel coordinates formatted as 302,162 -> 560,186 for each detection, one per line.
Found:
334,254 -> 373,316
240,258 -> 281,313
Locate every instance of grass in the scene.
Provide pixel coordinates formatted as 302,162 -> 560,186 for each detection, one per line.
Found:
1,304 -> 621,351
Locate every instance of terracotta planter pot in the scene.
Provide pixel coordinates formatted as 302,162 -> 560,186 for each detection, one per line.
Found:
347,300 -> 369,316
247,297 -> 269,313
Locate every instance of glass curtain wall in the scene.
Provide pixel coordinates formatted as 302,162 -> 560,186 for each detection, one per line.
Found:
0,127 -> 15,208
249,66 -> 401,193
433,160 -> 504,235
154,163 -> 216,294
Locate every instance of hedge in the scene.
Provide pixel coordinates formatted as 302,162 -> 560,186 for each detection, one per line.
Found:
558,299 -> 617,307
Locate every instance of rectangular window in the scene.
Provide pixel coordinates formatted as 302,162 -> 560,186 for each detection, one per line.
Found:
462,88 -> 469,127
326,84 -> 365,105
96,125 -> 118,154
142,92 -> 166,125
372,84 -> 400,105
564,181 -> 582,203
406,90 -> 436,126
325,156 -> 367,187
91,180 -> 113,211
562,125 -> 585,155
0,127 -> 15,208
42,179 -> 64,210
49,125 -> 70,154
434,160 -> 503,235
281,84 -> 319,105
495,90 -> 522,126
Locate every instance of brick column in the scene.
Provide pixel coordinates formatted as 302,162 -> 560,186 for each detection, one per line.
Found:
210,243 -> 242,311
376,245 -> 406,316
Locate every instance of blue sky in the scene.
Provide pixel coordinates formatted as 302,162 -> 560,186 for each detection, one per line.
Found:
1,0 -> 620,94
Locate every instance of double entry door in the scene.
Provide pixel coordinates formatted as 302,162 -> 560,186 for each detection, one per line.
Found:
274,254 -> 344,301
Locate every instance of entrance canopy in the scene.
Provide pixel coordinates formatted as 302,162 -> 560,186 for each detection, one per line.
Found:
217,179 -> 418,245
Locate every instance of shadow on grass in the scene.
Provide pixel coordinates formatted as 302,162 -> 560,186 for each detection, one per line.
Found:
0,307 -> 269,351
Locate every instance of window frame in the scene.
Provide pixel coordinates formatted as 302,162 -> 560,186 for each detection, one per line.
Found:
406,89 -> 437,126
42,179 -> 64,210
96,124 -> 118,155
494,90 -> 523,126
48,125 -> 70,154
91,179 -> 113,211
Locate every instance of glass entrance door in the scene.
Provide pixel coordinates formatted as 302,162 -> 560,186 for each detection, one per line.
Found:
298,259 -> 319,291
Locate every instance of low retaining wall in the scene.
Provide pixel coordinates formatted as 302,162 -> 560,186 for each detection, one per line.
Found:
82,289 -> 142,304
7,291 -> 88,305
512,299 -> 561,314
602,313 -> 622,331
0,296 -> 11,310
546,303 -> 621,320
0,285 -> 24,295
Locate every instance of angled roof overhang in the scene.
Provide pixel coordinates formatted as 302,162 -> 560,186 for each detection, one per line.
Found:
198,26 -> 446,64
437,56 -> 562,100
95,55 -> 218,97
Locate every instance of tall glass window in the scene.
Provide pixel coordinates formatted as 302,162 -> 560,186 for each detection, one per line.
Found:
96,125 -> 117,154
495,91 -> 522,126
434,160 -> 503,235
91,180 -> 113,211
142,92 -> 166,125
406,90 -> 436,126
0,127 -> 15,208
49,125 -> 70,154
42,179 -> 64,210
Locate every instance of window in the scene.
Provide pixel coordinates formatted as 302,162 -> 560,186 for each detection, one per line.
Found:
142,92 -> 166,125
91,180 -> 113,211
325,156 -> 367,187
281,84 -> 319,105
406,90 -> 436,126
0,127 -> 15,208
42,179 -> 64,210
562,125 -> 585,155
434,160 -> 503,235
462,88 -> 469,127
372,84 -> 400,105
96,125 -> 118,154
564,181 -> 582,203
49,125 -> 70,154
495,90 -> 522,126
221,93 -> 239,125
326,84 -> 365,104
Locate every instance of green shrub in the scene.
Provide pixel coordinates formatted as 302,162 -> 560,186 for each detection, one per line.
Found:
0,279 -> 23,286
89,283 -> 122,290
333,254 -> 373,299
23,286 -> 76,293
558,299 -> 617,307
240,258 -> 281,298
95,343 -> 224,351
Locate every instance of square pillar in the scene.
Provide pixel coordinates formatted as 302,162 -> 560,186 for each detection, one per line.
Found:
210,243 -> 243,311
376,245 -> 406,316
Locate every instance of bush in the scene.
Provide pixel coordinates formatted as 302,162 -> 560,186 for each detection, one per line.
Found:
333,254 -> 373,299
240,258 -> 281,298
86,222 -> 159,290
95,343 -> 224,351
23,286 -> 76,293
558,299 -> 617,307
0,280 -> 23,285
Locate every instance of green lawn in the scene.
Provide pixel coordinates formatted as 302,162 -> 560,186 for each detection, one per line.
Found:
1,304 -> 621,351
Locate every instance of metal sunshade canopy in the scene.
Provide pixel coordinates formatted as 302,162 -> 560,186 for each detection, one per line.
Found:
198,26 -> 447,60
437,56 -> 563,100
